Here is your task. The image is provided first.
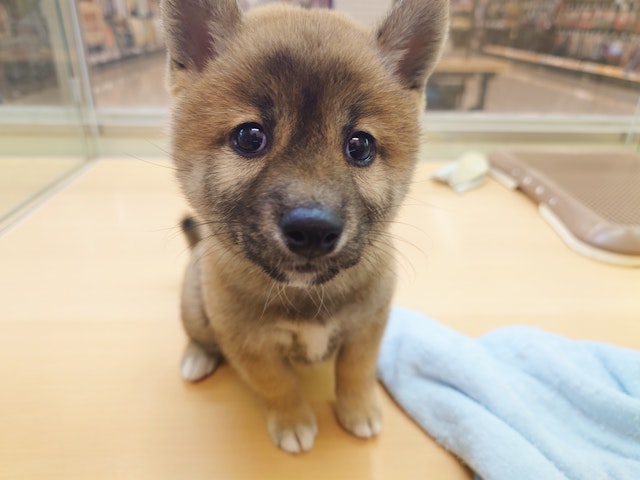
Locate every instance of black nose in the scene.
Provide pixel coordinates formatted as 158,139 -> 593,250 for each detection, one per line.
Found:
279,207 -> 343,258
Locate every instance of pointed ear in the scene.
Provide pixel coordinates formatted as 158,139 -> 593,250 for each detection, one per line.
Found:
161,0 -> 242,75
376,0 -> 449,90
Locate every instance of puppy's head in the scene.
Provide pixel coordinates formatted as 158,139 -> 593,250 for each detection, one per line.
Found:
162,0 -> 449,286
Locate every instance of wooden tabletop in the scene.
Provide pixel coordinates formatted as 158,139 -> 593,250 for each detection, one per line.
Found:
0,158 -> 637,479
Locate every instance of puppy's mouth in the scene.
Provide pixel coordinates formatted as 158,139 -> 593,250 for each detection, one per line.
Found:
249,253 -> 357,287
293,263 -> 318,274
230,206 -> 365,286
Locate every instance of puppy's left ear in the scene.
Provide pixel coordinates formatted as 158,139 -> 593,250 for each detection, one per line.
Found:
376,0 -> 450,91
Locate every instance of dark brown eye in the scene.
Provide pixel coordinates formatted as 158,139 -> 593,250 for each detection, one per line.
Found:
345,131 -> 376,167
231,123 -> 268,156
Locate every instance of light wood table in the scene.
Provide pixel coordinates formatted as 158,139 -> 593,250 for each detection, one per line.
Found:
0,158 -> 637,479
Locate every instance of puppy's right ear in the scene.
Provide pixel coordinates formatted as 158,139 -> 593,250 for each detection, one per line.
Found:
161,0 -> 242,92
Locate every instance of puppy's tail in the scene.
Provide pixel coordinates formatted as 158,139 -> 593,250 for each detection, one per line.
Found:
181,216 -> 203,249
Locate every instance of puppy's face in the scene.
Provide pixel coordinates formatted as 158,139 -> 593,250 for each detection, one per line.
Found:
163,1 -> 448,286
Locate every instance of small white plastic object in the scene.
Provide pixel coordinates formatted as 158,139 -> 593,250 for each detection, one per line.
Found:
432,151 -> 490,193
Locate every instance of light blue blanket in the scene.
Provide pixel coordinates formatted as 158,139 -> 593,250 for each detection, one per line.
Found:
378,308 -> 640,480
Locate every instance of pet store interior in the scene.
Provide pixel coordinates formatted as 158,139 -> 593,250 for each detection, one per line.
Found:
1,0 -> 639,478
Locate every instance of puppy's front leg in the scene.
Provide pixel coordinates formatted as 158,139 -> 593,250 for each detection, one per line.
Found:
334,309 -> 388,439
228,351 -> 317,454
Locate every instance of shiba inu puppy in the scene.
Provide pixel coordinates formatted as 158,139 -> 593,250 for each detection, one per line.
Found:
161,0 -> 448,453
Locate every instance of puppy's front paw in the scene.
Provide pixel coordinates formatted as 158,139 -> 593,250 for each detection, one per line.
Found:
267,407 -> 318,454
180,341 -> 221,382
336,402 -> 382,439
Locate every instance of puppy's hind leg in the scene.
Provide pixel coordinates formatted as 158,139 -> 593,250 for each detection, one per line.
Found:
181,340 -> 220,383
179,235 -> 223,382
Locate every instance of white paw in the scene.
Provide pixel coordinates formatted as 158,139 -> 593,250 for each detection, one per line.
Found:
268,414 -> 318,454
348,416 -> 382,438
336,406 -> 382,439
180,342 -> 220,382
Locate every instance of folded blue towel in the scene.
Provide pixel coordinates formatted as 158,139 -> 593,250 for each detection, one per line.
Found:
378,308 -> 640,480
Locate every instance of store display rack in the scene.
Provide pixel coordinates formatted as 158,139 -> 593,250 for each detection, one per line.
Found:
0,1 -> 56,102
452,0 -> 640,84
78,0 -> 164,67
450,0 -> 474,47
79,0 -> 332,67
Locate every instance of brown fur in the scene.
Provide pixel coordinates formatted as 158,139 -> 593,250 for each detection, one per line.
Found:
161,0 -> 449,453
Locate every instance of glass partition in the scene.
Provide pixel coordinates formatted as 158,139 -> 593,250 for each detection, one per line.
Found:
70,0 -> 640,114
0,0 -> 94,228
70,0 -> 638,156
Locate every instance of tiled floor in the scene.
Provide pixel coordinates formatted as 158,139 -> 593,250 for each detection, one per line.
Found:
483,64 -> 639,115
